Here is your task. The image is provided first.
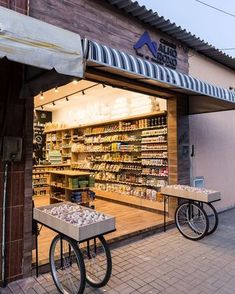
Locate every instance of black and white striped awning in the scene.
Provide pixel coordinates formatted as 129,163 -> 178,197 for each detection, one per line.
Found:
85,40 -> 235,105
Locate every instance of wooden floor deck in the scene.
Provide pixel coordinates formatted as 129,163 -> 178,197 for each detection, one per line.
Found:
32,195 -> 169,264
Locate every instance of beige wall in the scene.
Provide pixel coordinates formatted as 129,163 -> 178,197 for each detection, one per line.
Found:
189,51 -> 235,211
189,111 -> 235,212
189,50 -> 235,88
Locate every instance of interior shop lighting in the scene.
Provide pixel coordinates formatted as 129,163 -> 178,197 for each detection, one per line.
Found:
41,105 -> 44,110
72,79 -> 78,84
54,86 -> 59,93
37,83 -> 99,109
40,91 -> 44,100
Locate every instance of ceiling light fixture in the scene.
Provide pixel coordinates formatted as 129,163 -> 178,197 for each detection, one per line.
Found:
55,86 -> 58,93
36,83 -> 99,110
73,79 -> 78,84
40,91 -> 44,100
41,105 -> 44,110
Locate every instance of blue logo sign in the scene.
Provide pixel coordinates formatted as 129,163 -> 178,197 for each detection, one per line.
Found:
133,31 -> 178,69
134,31 -> 158,58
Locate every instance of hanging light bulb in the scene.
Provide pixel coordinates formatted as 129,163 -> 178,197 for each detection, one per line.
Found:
40,91 -> 44,100
82,90 -> 85,95
41,105 -> 44,110
66,96 -> 69,101
55,86 -> 58,93
52,101 -> 55,106
73,79 -> 78,84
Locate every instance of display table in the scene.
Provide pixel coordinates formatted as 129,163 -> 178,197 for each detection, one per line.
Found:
33,202 -> 116,293
161,185 -> 221,241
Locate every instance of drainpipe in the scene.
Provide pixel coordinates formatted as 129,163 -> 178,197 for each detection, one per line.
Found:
1,161 -> 9,287
27,0 -> 30,16
1,137 -> 21,287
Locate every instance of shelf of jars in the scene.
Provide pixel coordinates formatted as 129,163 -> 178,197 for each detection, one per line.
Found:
141,159 -> 168,166
83,124 -> 167,136
71,161 -> 143,172
83,117 -> 167,137
44,112 -> 168,208
84,134 -> 141,144
92,170 -> 168,189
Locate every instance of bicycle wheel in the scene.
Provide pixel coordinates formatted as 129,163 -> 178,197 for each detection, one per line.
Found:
202,203 -> 219,235
49,234 -> 86,294
80,236 -> 112,288
175,202 -> 209,241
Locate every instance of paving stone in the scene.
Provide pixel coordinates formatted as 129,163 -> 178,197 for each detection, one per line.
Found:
3,208 -> 235,293
33,283 -> 47,294
119,286 -> 135,294
0,288 -> 14,294
136,284 -> 155,293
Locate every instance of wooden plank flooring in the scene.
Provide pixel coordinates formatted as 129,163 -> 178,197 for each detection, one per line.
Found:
32,195 -> 169,264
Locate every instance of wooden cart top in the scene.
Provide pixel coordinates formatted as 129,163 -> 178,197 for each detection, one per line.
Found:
33,202 -> 116,242
49,170 -> 90,176
161,185 -> 221,203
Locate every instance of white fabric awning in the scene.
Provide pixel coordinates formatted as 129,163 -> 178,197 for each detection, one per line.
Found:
0,7 -> 84,77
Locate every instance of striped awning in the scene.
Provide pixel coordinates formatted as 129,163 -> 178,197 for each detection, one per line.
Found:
86,40 -> 235,104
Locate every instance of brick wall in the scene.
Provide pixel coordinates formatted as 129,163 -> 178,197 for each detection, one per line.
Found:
29,0 -> 189,74
0,0 -> 31,283
0,0 -> 27,14
0,59 -> 33,283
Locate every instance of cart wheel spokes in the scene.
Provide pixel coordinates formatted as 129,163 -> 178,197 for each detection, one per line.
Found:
50,234 -> 86,294
202,202 -> 219,235
80,236 -> 112,288
175,202 -> 209,241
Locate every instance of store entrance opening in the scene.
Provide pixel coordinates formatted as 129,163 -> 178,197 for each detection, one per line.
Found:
32,79 -> 172,266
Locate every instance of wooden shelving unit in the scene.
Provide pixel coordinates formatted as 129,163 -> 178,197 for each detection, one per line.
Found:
33,164 -> 70,198
48,170 -> 94,204
45,112 -> 168,209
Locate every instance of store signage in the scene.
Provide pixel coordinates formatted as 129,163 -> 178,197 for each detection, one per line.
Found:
133,31 -> 178,69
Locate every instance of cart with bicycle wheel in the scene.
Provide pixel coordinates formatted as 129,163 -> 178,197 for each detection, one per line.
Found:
161,185 -> 220,241
33,202 -> 116,294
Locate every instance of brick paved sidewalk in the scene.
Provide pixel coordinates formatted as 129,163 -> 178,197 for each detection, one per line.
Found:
2,208 -> 235,294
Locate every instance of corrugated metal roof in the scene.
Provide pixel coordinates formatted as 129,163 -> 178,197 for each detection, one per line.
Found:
107,0 -> 235,71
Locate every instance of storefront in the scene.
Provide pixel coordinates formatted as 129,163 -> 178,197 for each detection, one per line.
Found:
1,0 -> 235,285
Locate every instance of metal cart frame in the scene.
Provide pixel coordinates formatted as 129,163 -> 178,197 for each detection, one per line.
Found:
162,191 -> 220,241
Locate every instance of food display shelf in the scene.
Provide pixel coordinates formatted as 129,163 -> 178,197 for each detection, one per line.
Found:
84,125 -> 167,137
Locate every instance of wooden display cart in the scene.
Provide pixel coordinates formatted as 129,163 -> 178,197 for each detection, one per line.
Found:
33,202 -> 116,294
161,185 -> 221,241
